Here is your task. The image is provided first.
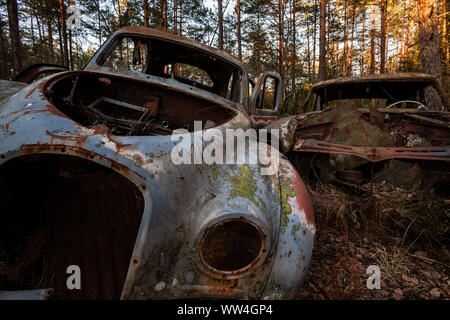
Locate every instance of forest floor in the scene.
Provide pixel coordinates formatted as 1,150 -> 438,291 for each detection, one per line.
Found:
295,182 -> 450,300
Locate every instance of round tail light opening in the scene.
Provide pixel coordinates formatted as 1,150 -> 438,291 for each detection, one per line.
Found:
199,218 -> 265,274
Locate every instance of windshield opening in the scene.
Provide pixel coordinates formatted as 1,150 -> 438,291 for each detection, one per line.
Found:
304,81 -> 445,111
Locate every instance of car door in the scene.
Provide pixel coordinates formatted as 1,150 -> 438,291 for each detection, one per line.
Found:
248,72 -> 283,123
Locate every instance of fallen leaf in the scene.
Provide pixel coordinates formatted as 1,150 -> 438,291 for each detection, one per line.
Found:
429,288 -> 441,298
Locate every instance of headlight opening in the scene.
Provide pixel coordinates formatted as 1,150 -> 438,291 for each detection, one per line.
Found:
199,218 -> 265,275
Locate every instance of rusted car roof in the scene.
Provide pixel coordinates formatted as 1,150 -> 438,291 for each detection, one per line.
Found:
311,73 -> 440,88
304,73 -> 449,110
116,26 -> 246,69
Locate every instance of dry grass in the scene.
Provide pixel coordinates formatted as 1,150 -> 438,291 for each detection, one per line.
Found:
308,182 -> 449,262
370,246 -> 410,285
297,181 -> 450,300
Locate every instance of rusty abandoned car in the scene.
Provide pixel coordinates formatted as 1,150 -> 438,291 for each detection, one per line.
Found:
0,27 -> 315,300
267,74 -> 450,191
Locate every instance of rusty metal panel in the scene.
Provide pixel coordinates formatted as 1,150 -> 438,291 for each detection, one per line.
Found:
0,27 -> 315,300
13,64 -> 68,84
0,73 -> 314,299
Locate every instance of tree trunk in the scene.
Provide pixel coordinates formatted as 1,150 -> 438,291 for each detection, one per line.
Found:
57,14 -> 63,65
159,0 -> 168,30
326,2 -> 331,73
144,0 -> 149,27
348,0 -> 355,74
401,0 -> 405,58
306,13 -> 311,79
343,0 -> 348,77
291,2 -> 296,91
442,0 -> 448,90
318,0 -> 327,81
312,1 -> 317,79
418,0 -> 443,109
360,7 -> 365,75
404,3 -> 413,57
418,0 -> 443,81
278,0 -> 285,82
335,6 -> 340,73
6,0 -> 23,76
118,0 -> 123,28
59,0 -> 69,67
380,0 -> 387,73
69,28 -> 73,70
98,1 -> 102,44
46,3 -> 55,64
0,15 -> 8,79
40,7 -> 46,61
369,7 -> 375,74
173,0 -> 178,33
255,8 -> 261,75
163,0 -> 168,31
30,14 -> 35,63
179,0 -> 183,35
218,0 -> 223,50
237,0 -> 242,59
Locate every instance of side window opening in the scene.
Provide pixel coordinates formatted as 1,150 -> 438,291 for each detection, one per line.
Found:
258,76 -> 278,110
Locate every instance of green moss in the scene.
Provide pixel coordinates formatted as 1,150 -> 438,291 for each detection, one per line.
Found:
227,165 -> 260,207
272,177 -> 299,217
269,165 -> 300,233
212,167 -> 219,181
228,122 -> 240,130
281,213 -> 289,227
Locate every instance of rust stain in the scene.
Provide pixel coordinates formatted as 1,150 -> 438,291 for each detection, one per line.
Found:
45,130 -> 89,147
292,170 -> 315,226
90,124 -> 110,135
18,144 -> 135,179
44,103 -> 68,118
24,81 -> 46,99
206,278 -> 239,295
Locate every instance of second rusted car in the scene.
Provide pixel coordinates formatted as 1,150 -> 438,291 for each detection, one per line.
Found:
268,73 -> 449,190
